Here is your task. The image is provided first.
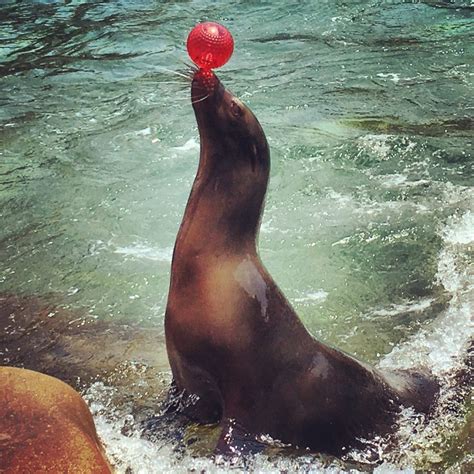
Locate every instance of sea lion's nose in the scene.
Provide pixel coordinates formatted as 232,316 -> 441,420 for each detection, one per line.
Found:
192,69 -> 219,100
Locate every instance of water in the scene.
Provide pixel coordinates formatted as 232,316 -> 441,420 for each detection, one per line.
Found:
1,1 -> 473,472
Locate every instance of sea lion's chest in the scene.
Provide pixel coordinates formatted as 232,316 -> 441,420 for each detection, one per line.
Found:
167,253 -> 268,350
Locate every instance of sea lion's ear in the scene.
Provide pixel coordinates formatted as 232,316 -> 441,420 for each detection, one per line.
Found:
230,99 -> 244,118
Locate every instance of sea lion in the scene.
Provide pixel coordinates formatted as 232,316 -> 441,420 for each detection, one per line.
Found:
164,69 -> 439,455
0,366 -> 112,473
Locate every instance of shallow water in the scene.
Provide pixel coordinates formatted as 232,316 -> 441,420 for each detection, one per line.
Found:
1,1 -> 473,472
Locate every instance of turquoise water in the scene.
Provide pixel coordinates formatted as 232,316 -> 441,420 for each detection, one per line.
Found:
1,1 -> 473,472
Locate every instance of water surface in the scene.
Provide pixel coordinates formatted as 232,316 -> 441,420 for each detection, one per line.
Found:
1,1 -> 472,472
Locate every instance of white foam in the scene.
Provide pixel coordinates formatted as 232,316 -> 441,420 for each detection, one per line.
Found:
381,174 -> 407,187
376,73 -> 401,84
443,210 -> 473,245
173,138 -> 199,152
357,134 -> 392,159
365,210 -> 473,468
135,127 -> 152,137
294,290 -> 329,303
371,298 -> 434,317
114,243 -> 173,263
260,218 -> 278,234
86,381 -> 342,474
379,210 -> 473,375
325,188 -> 354,205
375,73 -> 432,85
380,174 -> 431,189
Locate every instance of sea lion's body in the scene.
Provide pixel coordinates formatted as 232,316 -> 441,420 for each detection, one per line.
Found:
0,367 -> 112,473
164,70 -> 438,455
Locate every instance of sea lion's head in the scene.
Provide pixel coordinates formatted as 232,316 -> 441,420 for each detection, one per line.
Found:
190,69 -> 270,242
191,69 -> 269,174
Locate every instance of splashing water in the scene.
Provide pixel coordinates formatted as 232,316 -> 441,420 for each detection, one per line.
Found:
1,1 -> 472,471
84,207 -> 473,473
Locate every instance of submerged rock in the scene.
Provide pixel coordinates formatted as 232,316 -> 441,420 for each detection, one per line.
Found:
0,293 -> 169,384
0,293 -> 170,418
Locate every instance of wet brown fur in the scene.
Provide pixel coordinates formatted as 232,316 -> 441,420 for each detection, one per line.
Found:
164,70 -> 439,455
0,366 -> 112,473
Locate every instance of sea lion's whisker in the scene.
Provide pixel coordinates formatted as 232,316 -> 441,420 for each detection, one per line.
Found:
178,57 -> 199,72
156,80 -> 189,85
156,67 -> 192,81
177,71 -> 194,82
191,93 -> 209,105
177,59 -> 199,81
172,96 -> 198,103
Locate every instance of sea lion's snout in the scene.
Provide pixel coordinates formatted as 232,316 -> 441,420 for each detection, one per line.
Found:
191,69 -> 221,104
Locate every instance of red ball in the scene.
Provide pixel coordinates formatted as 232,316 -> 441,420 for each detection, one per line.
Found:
186,22 -> 234,70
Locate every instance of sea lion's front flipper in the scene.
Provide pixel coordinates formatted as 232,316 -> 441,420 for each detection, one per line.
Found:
162,377 -> 222,424
215,418 -> 265,456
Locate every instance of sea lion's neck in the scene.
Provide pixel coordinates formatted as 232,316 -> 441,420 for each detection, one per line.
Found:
174,139 -> 269,258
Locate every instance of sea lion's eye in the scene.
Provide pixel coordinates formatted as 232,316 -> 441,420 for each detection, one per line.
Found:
230,100 -> 244,118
